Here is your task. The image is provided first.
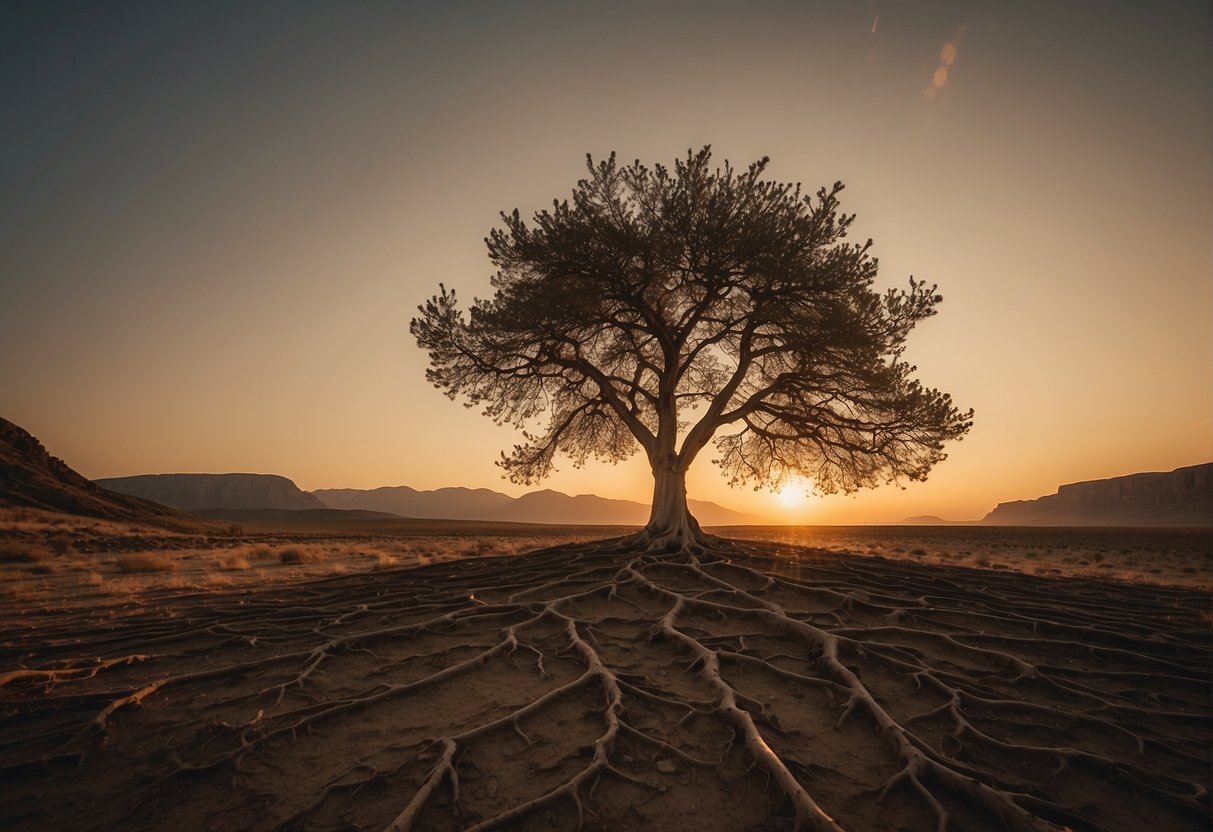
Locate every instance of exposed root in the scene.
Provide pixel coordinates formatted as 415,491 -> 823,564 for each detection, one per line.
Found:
1,537 -> 1209,831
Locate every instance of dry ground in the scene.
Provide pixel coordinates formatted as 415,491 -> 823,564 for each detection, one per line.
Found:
724,526 -> 1213,591
0,523 -> 1209,831
2,511 -> 1208,614
0,508 -> 632,612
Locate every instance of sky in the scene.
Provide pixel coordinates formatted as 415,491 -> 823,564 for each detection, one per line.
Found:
2,0 -> 1209,524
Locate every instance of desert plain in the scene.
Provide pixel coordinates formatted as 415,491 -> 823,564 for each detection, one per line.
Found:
1,511 -> 1209,831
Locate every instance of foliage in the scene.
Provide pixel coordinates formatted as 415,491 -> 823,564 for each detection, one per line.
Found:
412,147 -> 972,506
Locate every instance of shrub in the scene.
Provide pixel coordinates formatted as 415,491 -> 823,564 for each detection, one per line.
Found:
220,554 -> 250,571
279,547 -> 320,565
115,552 -> 176,573
373,554 -> 400,570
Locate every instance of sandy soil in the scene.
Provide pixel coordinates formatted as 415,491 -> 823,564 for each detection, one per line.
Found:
723,525 -> 1213,591
0,509 -> 633,613
3,511 -> 1208,615
1,531 -> 1209,831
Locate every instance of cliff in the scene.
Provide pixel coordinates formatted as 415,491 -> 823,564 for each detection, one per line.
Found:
97,473 -> 326,512
983,463 -> 1212,526
0,417 -> 208,531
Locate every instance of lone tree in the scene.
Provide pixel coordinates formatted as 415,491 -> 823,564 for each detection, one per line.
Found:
412,148 -> 972,551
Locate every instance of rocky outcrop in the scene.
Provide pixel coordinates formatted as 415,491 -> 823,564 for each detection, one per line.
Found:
314,485 -> 757,526
97,473 -> 325,512
0,417 -> 207,531
983,463 -> 1212,526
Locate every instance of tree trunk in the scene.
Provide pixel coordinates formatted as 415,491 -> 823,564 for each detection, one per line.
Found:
643,456 -> 705,551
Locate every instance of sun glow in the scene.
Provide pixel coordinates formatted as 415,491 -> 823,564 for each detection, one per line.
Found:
775,479 -> 815,509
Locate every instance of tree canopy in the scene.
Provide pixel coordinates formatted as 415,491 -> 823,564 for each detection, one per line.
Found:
411,148 -> 972,549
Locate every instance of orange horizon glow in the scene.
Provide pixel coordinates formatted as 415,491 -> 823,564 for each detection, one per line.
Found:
1,4 -> 1209,526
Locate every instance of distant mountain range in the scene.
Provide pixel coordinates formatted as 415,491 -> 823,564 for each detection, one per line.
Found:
314,485 -> 757,526
898,515 -> 972,525
93,465 -> 1213,527
90,472 -> 754,526
9,411 -> 1206,530
314,486 -> 515,519
0,418 -> 210,532
87,470 -> 754,526
983,463 -> 1212,526
97,473 -> 325,512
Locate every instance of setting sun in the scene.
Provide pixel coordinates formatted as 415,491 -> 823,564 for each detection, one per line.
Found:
776,479 -> 815,508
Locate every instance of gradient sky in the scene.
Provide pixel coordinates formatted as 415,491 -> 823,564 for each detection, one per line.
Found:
2,1 -> 1210,523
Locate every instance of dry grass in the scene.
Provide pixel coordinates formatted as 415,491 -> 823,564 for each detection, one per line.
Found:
0,529 -> 600,615
722,525 -> 1212,590
0,539 -> 53,564
1,523 -> 1206,619
114,552 -> 176,574
219,554 -> 250,571
371,553 -> 400,570
0,507 -> 197,540
278,546 -> 321,565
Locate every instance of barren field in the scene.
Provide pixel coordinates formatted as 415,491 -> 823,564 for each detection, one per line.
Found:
1,520 -> 1210,831
724,525 -> 1213,591
3,512 -> 1208,613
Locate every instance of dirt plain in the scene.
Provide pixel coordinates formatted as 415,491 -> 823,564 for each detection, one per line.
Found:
1,516 -> 1209,831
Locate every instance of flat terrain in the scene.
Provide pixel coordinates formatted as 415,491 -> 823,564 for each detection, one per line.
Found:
1,522 -> 1210,830
726,525 -> 1213,591
3,511 -> 1209,613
